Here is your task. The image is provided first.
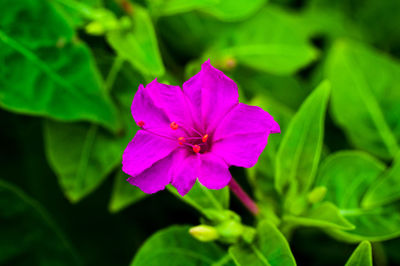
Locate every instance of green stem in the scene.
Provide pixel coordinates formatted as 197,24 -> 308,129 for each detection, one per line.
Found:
105,57 -> 124,93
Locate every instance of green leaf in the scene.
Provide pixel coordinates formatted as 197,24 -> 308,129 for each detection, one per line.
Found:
275,81 -> 330,196
109,171 -> 148,213
106,4 -> 164,77
246,95 -> 293,222
325,40 -> 400,159
229,221 -> 296,266
363,151 -> 400,207
317,151 -> 400,242
283,202 -> 355,231
200,0 -> 267,22
233,68 -> 307,110
0,179 -> 80,265
44,118 -> 133,202
345,241 -> 373,266
248,95 -> 293,181
147,0 -> 217,16
168,181 -> 230,215
148,0 -> 266,21
300,7 -> 362,41
131,225 -> 233,266
44,61 -> 140,202
53,0 -> 106,28
0,0 -> 118,130
208,6 -> 318,75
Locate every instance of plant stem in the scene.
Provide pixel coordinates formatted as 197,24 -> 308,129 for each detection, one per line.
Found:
228,178 -> 259,216
105,56 -> 124,93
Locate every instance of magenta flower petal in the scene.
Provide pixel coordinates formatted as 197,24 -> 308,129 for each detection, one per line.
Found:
182,60 -> 239,131
122,131 -> 177,177
127,154 -> 174,194
171,150 -> 199,196
211,103 -> 280,168
132,80 -> 193,134
198,153 -> 232,189
131,84 -> 169,133
145,79 -> 193,125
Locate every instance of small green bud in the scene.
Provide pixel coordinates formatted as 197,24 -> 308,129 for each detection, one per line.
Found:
119,16 -> 132,30
308,186 -> 327,204
216,220 -> 244,244
288,197 -> 307,216
85,21 -> 105,35
242,226 -> 256,244
189,225 -> 219,242
224,56 -> 237,70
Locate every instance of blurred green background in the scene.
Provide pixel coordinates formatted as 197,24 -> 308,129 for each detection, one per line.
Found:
1,0 -> 400,265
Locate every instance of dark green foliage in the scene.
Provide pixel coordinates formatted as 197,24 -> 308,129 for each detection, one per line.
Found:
1,0 -> 400,265
0,180 -> 80,265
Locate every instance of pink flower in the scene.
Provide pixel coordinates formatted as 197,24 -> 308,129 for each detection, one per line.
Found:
122,60 -> 280,196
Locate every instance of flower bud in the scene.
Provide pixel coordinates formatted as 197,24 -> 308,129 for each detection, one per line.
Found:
85,21 -> 105,35
189,225 -> 219,242
216,220 -> 244,244
308,186 -> 327,204
203,209 -> 241,223
242,226 -> 256,244
224,57 -> 237,70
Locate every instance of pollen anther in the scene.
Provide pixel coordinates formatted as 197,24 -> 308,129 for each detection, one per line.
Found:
178,137 -> 185,145
202,134 -> 209,143
170,122 -> 179,130
137,121 -> 145,128
193,145 -> 201,153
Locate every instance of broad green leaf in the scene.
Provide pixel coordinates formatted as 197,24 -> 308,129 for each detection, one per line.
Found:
317,151 -> 400,242
363,151 -> 400,207
158,11 -> 228,61
308,0 -> 400,55
44,118 -> 133,202
300,7 -> 362,41
131,225 -> 233,266
283,202 -> 355,231
148,0 -> 265,21
0,0 -> 118,130
200,0 -> 266,22
233,69 -> 307,110
0,179 -> 80,265
106,4 -> 164,77
168,181 -> 230,215
109,171 -> 147,213
248,95 -> 293,181
52,0 -> 105,28
147,0 -> 217,16
44,61 -> 140,202
345,241 -> 372,266
229,221 -> 296,266
325,40 -> 400,159
208,6 -> 318,75
275,81 -> 330,196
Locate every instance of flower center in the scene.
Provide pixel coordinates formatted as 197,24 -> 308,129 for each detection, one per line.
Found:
137,120 -> 210,154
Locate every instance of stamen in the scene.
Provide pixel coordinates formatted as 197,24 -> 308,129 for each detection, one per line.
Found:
142,128 -> 178,143
177,123 -> 203,137
137,121 -> 145,128
202,134 -> 208,143
178,137 -> 185,145
170,122 -> 179,130
193,145 -> 201,153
